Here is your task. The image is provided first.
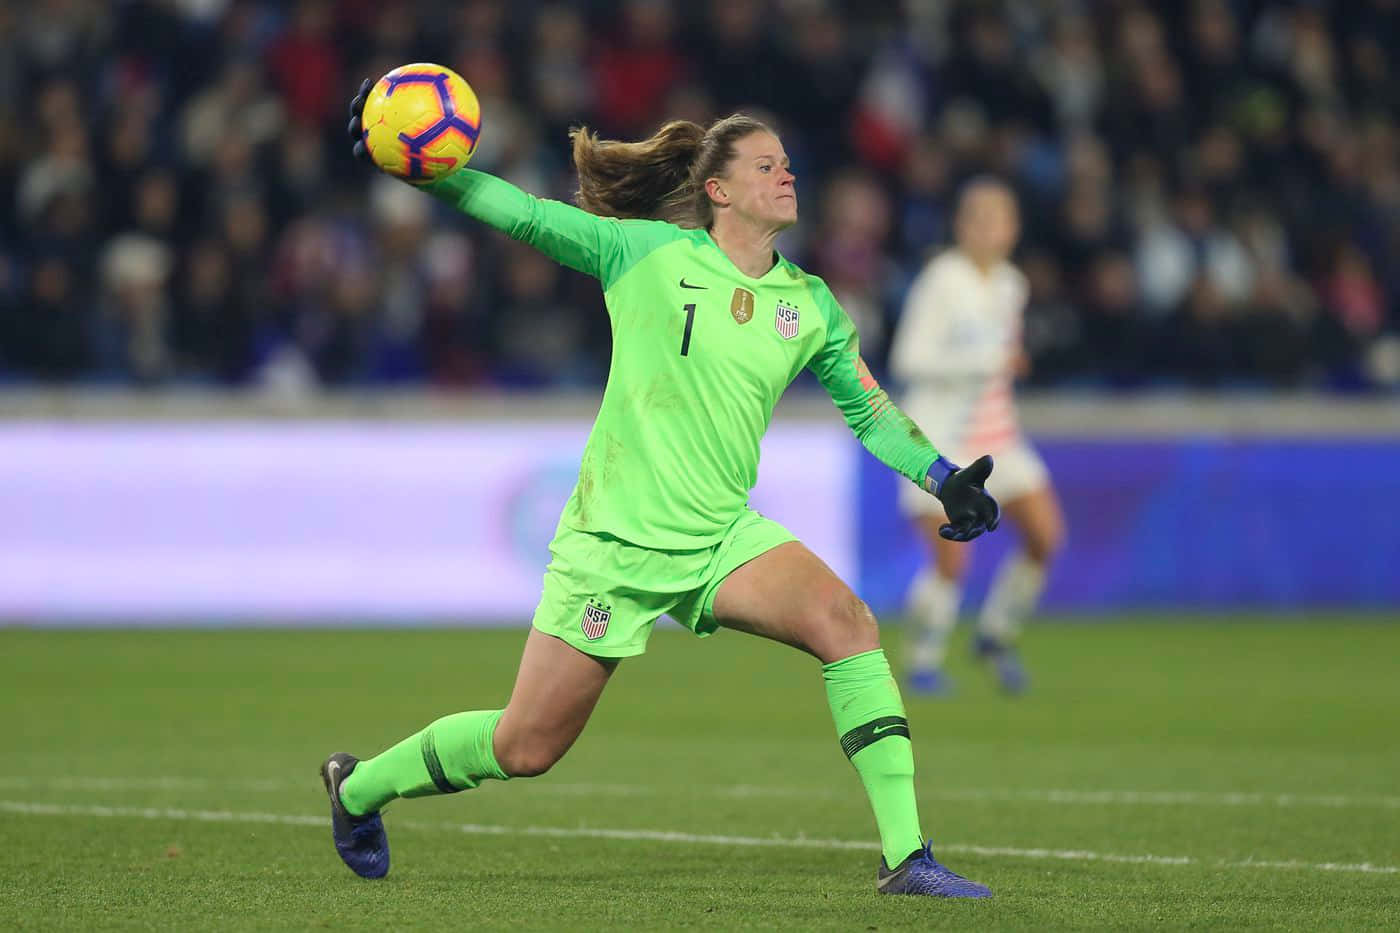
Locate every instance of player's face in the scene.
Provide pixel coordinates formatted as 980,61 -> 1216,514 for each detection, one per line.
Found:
956,185 -> 1020,262
717,132 -> 798,230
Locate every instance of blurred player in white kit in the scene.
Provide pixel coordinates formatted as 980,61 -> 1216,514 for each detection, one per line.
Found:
889,178 -> 1065,694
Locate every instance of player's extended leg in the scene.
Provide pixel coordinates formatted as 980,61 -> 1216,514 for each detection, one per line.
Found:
712,541 -> 991,898
494,628 -> 617,775
973,484 -> 1065,693
321,628 -> 615,877
906,515 -> 971,693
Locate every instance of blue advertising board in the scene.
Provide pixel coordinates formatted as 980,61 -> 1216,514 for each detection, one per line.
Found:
857,439 -> 1400,613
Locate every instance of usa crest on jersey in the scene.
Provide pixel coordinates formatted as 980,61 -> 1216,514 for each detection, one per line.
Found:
581,599 -> 611,640
775,301 -> 800,339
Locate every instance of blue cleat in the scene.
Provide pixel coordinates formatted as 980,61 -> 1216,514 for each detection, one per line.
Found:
877,842 -> 992,898
320,752 -> 390,878
973,634 -> 1028,695
907,668 -> 953,696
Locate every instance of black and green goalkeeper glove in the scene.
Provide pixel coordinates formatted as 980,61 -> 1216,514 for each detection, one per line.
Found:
925,455 -> 1001,542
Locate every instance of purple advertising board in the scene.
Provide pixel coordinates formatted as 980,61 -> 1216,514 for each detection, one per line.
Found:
6,422 -> 1395,622
0,422 -> 854,623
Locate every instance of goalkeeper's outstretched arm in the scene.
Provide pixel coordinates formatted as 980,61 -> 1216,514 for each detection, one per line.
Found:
422,169 -> 629,283
805,278 -> 1001,541
348,77 -> 631,283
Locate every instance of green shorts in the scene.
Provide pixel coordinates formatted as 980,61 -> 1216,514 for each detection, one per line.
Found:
530,508 -> 796,659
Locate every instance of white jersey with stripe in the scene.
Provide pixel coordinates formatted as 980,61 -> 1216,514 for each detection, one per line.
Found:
889,249 -> 1029,461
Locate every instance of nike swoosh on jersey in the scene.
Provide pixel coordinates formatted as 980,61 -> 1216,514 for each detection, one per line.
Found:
679,278 -> 707,289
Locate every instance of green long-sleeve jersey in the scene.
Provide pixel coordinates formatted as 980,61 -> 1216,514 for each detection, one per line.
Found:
427,169 -> 941,549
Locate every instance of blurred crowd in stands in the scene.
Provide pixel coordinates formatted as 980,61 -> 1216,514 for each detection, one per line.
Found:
2,0 -> 1398,392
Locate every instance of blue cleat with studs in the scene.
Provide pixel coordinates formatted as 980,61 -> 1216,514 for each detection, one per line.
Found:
877,842 -> 993,898
320,752 -> 390,879
906,668 -> 954,696
973,633 -> 1028,695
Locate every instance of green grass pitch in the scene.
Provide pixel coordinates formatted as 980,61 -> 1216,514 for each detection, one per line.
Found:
3,617 -> 1398,930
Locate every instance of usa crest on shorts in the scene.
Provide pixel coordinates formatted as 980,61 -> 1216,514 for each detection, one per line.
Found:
581,598 -> 612,640
774,301 -> 800,339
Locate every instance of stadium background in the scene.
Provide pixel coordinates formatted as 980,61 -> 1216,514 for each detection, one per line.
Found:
4,3 -> 1399,929
1,0 -> 1395,621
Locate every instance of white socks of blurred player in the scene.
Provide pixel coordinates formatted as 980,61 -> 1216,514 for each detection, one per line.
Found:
906,552 -> 1047,669
977,553 -> 1046,644
906,571 -> 960,670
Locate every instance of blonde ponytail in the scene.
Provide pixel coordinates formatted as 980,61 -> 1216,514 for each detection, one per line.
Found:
571,114 -> 772,228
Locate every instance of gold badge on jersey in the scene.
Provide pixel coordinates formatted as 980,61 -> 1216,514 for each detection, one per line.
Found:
730,287 -> 755,324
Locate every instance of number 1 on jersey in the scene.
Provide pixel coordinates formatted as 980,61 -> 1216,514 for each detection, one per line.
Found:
680,302 -> 696,356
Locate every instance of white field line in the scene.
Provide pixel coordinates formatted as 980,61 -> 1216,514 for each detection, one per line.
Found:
3,799 -> 1396,876
2,776 -> 1398,810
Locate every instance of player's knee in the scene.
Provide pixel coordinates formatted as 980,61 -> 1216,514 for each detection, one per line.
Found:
814,589 -> 880,662
1025,516 -> 1066,564
936,546 -> 970,580
507,753 -> 557,779
496,740 -> 562,778
493,728 -> 568,778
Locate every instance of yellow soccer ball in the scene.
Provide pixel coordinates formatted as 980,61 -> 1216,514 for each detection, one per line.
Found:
360,63 -> 481,183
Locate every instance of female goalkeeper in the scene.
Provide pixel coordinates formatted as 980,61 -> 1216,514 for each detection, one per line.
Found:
321,80 -> 1001,898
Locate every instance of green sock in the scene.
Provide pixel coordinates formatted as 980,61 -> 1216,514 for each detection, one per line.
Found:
339,709 -> 508,817
822,649 -> 923,866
